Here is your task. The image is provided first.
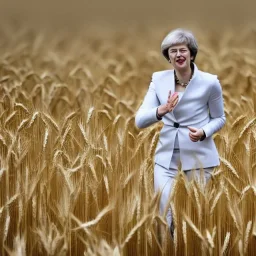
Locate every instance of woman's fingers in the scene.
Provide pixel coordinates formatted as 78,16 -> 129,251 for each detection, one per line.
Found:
168,91 -> 178,100
189,133 -> 198,140
172,92 -> 178,97
188,126 -> 197,132
167,90 -> 172,100
188,127 -> 201,141
166,97 -> 179,111
171,93 -> 178,101
173,97 -> 179,106
189,132 -> 201,142
166,92 -> 180,112
189,134 -> 199,142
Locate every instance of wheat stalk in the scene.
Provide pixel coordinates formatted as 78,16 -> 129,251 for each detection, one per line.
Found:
206,229 -> 215,249
43,127 -> 49,151
221,232 -> 230,255
219,156 -> 240,178
238,239 -> 243,256
210,189 -> 223,214
228,203 -> 242,232
78,122 -> 89,146
244,220 -> 252,254
182,220 -> 188,252
238,117 -> 256,140
42,113 -> 59,131
73,204 -> 114,231
120,214 -> 151,248
192,183 -> 202,220
17,118 -> 30,132
183,213 -> 205,241
28,111 -> 39,127
4,111 -> 17,126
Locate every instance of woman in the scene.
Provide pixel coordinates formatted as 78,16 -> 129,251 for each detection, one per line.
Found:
135,28 -> 226,234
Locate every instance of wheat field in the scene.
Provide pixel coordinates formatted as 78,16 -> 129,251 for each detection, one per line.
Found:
0,23 -> 256,255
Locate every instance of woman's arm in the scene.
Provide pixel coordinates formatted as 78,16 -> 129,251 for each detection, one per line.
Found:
201,77 -> 226,137
135,79 -> 161,129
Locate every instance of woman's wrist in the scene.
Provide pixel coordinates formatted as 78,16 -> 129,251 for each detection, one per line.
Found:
157,105 -> 168,117
200,129 -> 206,141
156,107 -> 162,120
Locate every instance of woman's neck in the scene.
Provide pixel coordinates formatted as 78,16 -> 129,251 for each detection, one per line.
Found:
175,67 -> 192,84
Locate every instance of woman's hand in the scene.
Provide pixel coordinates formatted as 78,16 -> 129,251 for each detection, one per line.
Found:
157,90 -> 179,117
188,126 -> 205,142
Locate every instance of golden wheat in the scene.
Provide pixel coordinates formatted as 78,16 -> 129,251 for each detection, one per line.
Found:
0,23 -> 255,255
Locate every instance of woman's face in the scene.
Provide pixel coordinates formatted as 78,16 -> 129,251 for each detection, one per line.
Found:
168,44 -> 193,71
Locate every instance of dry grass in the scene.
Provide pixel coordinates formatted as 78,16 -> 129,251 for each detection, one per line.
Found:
0,23 -> 255,255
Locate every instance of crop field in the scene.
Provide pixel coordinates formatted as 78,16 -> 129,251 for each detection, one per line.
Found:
0,24 -> 255,255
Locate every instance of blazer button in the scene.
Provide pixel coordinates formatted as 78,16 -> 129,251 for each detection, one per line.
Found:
174,122 -> 180,128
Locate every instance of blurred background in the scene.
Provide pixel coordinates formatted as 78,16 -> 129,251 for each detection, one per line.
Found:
0,0 -> 255,29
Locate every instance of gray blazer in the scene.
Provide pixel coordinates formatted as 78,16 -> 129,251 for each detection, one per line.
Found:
135,64 -> 226,170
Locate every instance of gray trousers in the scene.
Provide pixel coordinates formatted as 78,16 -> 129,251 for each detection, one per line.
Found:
154,148 -> 213,227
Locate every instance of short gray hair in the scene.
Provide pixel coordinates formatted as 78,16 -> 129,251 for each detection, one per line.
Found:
161,28 -> 198,62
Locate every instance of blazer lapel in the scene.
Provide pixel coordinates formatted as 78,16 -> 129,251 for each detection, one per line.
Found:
173,63 -> 200,110
164,70 -> 176,119
164,70 -> 175,97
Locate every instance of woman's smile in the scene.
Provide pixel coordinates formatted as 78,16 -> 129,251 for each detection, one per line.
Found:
176,58 -> 186,65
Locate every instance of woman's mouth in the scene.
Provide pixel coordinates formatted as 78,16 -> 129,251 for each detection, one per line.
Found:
176,59 -> 185,64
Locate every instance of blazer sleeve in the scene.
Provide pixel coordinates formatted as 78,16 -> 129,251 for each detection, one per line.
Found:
201,77 -> 226,137
135,77 -> 162,129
